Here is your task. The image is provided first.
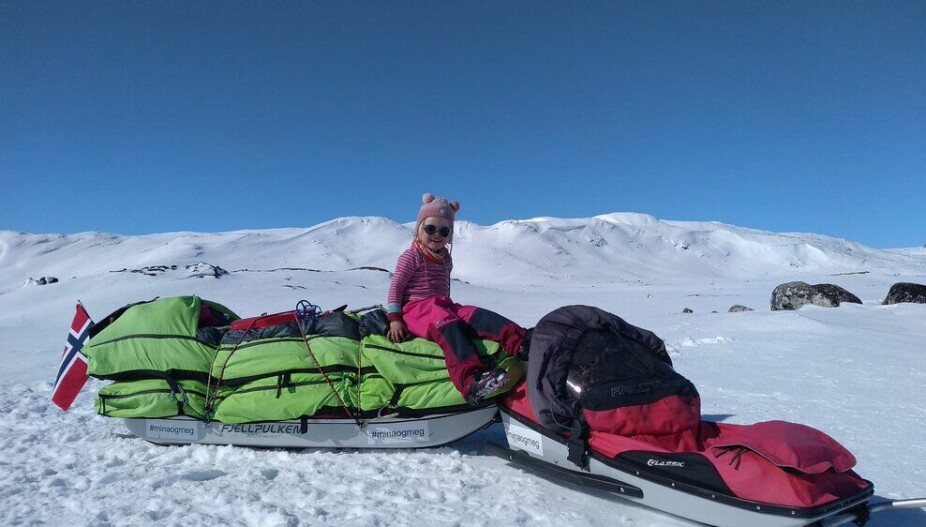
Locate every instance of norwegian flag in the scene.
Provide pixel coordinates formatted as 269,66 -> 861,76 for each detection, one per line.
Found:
51,303 -> 95,411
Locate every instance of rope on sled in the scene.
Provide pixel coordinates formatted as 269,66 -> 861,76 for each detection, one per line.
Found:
295,300 -> 365,430
204,317 -> 259,423
344,304 -> 384,419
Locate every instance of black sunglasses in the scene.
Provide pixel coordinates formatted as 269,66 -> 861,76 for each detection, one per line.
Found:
422,224 -> 451,237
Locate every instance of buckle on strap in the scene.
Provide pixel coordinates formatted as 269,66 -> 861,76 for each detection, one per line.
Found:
567,419 -> 589,469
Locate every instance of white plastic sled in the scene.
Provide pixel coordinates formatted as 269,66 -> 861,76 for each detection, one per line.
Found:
124,406 -> 497,449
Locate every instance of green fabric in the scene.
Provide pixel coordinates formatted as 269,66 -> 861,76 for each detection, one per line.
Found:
212,335 -> 360,385
356,374 -> 395,413
96,379 -> 210,418
360,334 -> 502,385
393,356 -> 524,409
212,373 -> 356,423
96,296 -> 201,340
85,296 -> 235,381
397,379 -> 466,409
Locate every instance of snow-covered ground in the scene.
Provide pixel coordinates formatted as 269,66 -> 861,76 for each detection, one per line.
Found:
1,213 -> 924,526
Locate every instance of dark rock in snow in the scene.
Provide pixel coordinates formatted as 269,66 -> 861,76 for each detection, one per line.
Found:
773,282 -> 818,310
186,263 -> 229,278
111,263 -> 228,278
728,305 -> 753,312
682,308 -> 693,314
771,281 -> 862,311
111,265 -> 178,276
883,282 -> 926,305
28,276 -> 59,286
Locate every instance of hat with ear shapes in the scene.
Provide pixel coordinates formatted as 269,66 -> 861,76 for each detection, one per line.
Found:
417,192 -> 460,226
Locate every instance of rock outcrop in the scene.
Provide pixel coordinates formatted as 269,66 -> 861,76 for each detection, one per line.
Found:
771,282 -> 862,311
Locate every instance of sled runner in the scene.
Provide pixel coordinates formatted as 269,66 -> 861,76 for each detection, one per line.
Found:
125,406 -> 498,449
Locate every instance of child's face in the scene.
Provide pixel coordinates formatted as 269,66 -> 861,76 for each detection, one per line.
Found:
418,216 -> 452,252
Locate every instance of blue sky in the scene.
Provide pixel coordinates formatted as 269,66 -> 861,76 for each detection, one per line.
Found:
2,2 -> 923,248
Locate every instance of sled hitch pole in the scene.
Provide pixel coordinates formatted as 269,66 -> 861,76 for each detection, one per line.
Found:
821,497 -> 926,527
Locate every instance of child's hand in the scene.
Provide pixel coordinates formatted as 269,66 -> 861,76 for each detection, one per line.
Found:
387,320 -> 407,342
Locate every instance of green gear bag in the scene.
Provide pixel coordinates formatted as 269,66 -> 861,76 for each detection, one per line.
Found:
396,379 -> 466,409
211,335 -> 360,386
86,299 -> 524,421
360,334 -> 502,385
356,373 -> 395,413
85,296 -> 238,381
212,372 -> 356,423
392,356 -> 524,410
96,379 -> 210,418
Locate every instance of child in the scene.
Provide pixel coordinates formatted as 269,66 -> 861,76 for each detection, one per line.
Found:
387,193 -> 528,405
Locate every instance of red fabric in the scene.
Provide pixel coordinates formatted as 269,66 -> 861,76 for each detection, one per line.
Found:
703,433 -> 869,508
501,384 -> 870,509
230,311 -> 295,330
403,297 -> 490,393
582,395 -> 701,437
706,420 -> 857,474
499,382 -> 540,425
502,382 -> 539,424
454,305 -> 526,355
198,303 -> 224,327
402,296 -> 461,337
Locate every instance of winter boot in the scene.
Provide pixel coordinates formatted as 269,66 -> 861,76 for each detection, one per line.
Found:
466,367 -> 510,406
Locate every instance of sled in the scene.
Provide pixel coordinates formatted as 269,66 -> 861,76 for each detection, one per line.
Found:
492,403 -> 926,527
488,305 -> 926,527
491,406 -> 874,527
123,405 -> 498,449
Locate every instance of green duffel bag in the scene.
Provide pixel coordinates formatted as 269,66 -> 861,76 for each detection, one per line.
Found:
212,335 -> 361,386
360,334 -> 503,385
355,372 -> 396,414
360,335 -> 524,411
212,372 -> 357,423
95,378 -> 211,419
212,312 -> 361,386
86,296 -> 238,382
390,355 -> 524,411
394,378 -> 466,410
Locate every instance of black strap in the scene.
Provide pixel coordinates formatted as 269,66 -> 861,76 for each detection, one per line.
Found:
386,385 -> 406,408
300,416 -> 308,435
567,418 -> 589,469
164,376 -> 186,414
276,373 -> 291,399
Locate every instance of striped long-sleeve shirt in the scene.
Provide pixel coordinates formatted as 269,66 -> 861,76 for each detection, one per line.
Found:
387,245 -> 452,318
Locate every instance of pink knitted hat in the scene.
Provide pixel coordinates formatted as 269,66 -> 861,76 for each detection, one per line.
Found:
417,193 -> 460,225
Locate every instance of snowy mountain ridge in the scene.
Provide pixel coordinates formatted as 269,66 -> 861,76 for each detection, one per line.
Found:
2,213 -> 923,290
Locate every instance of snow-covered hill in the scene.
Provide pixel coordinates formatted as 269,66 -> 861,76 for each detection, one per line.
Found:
1,213 -> 924,526
3,212 -> 923,287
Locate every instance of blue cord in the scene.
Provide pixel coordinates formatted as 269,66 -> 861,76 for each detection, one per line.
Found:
296,299 -> 320,320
